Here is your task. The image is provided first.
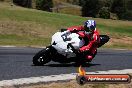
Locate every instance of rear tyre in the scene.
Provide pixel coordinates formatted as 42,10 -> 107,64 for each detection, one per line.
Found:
33,49 -> 51,66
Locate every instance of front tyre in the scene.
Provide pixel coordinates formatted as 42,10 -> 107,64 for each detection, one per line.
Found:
33,49 -> 51,66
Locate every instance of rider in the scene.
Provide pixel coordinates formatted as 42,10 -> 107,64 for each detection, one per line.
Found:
67,20 -> 100,61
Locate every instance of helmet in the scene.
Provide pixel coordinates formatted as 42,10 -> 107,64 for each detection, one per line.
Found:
84,20 -> 96,33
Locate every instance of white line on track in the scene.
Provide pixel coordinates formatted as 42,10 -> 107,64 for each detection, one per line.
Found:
0,46 -> 46,48
0,69 -> 132,87
0,46 -> 17,48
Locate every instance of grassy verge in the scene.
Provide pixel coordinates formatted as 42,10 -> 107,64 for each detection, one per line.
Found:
0,2 -> 132,49
19,81 -> 107,88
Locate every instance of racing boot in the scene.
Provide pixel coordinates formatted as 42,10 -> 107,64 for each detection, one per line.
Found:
86,55 -> 93,62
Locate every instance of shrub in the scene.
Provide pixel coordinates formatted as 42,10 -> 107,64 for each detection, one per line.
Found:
123,11 -> 132,20
98,7 -> 110,19
13,0 -> 32,8
36,0 -> 53,12
81,0 -> 100,17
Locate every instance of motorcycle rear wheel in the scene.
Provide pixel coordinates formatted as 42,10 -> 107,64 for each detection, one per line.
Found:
33,49 -> 51,66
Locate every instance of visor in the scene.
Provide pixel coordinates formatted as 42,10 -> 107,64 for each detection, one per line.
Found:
84,25 -> 90,32
84,25 -> 95,32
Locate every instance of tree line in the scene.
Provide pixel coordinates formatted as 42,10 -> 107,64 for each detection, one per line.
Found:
4,0 -> 132,20
80,0 -> 132,20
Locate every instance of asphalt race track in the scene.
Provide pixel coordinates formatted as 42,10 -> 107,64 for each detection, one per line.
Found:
0,47 -> 132,81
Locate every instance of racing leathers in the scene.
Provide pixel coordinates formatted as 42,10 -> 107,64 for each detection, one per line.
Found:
67,26 -> 100,61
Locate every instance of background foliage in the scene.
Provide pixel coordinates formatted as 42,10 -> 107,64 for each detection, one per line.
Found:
2,0 -> 132,20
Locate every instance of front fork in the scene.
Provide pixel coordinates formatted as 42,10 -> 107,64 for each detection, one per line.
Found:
45,45 -> 57,58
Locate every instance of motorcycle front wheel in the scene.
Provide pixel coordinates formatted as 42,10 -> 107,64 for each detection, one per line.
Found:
33,49 -> 51,66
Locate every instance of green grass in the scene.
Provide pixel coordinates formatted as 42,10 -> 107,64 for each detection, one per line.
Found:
98,24 -> 132,37
0,5 -> 83,25
0,34 -> 50,46
0,2 -> 132,48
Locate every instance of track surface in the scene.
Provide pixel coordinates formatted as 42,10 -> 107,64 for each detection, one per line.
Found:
0,47 -> 132,81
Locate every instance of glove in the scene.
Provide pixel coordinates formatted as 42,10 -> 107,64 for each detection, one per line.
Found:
71,28 -> 78,33
61,28 -> 67,32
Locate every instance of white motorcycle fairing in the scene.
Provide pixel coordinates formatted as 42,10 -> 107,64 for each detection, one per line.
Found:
51,31 -> 85,58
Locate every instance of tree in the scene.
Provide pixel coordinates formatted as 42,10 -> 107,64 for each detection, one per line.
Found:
111,0 -> 127,19
98,7 -> 110,19
13,0 -> 32,8
36,0 -> 53,12
81,0 -> 100,17
126,0 -> 132,10
79,0 -> 85,6
97,0 -> 111,19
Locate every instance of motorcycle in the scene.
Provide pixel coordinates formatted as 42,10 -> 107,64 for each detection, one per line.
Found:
33,29 -> 110,66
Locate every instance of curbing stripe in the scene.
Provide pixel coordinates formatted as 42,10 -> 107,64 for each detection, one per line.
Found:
0,74 -> 75,87
0,69 -> 132,86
